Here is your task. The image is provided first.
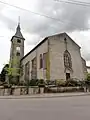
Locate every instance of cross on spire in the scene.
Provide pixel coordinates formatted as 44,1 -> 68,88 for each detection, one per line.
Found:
18,16 -> 20,25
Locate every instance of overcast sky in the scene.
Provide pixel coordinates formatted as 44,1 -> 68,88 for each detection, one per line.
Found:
0,0 -> 90,72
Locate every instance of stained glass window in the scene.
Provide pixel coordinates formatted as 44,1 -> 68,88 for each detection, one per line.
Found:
64,50 -> 72,69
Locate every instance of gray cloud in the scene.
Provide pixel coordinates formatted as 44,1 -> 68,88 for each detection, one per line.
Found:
1,0 -> 90,34
0,0 -> 90,62
2,0 -> 90,35
20,0 -> 90,36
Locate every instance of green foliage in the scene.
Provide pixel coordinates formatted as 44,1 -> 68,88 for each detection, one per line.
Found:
45,80 -> 56,85
56,79 -> 83,87
0,64 -> 9,82
65,79 -> 78,87
5,67 -> 20,76
84,73 -> 90,86
56,79 -> 66,87
86,73 -> 90,81
18,81 -> 25,86
29,79 -> 38,86
37,79 -> 45,87
0,57 -> 20,85
29,79 -> 45,87
4,57 -> 20,77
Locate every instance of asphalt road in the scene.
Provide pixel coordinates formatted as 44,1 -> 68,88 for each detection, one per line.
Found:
1,95 -> 90,120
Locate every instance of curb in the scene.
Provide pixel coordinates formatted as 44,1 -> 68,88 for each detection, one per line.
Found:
0,93 -> 90,99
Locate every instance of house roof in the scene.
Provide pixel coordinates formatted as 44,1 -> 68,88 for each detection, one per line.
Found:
21,32 -> 80,61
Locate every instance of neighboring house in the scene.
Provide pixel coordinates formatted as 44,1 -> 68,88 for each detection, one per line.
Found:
87,66 -> 90,73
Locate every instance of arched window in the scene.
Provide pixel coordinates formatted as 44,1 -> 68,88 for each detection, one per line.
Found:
64,50 -> 72,69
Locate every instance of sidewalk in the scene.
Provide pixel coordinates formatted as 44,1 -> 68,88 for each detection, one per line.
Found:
0,92 -> 90,99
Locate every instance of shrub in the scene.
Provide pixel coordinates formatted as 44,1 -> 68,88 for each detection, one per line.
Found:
85,73 -> 90,86
29,79 -> 38,86
37,79 -> 45,87
87,73 -> 90,81
45,80 -> 56,85
56,79 -> 66,87
65,79 -> 78,87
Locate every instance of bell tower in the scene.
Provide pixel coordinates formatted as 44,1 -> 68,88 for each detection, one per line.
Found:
9,22 -> 25,84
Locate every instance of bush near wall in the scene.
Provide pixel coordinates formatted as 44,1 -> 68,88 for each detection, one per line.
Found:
24,78 -> 85,87
29,79 -> 38,86
45,87 -> 84,93
37,79 -> 45,87
55,78 -> 86,87
29,79 -> 45,87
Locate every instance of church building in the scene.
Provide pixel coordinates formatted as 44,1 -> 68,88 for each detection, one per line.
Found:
9,24 -> 87,83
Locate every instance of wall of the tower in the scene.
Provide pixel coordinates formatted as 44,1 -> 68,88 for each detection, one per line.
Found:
11,37 -> 24,59
9,36 -> 24,84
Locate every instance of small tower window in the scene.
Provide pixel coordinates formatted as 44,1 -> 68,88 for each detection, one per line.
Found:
17,39 -> 21,43
16,52 -> 20,56
16,47 -> 20,51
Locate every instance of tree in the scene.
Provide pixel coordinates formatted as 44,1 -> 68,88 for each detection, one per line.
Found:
0,64 -> 9,82
86,73 -> 90,81
2,57 -> 20,85
85,73 -> 90,86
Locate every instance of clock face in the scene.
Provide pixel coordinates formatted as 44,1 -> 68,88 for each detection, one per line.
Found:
16,47 -> 20,51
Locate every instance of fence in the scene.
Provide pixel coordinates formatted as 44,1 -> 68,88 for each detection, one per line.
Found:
0,86 -> 89,96
0,86 -> 44,96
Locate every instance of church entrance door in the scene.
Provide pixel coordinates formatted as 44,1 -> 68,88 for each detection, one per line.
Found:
66,73 -> 70,80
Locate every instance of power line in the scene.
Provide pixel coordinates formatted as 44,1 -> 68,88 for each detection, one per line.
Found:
0,0 -> 65,24
0,0 -> 89,30
67,0 -> 90,5
54,0 -> 90,7
0,0 -> 82,29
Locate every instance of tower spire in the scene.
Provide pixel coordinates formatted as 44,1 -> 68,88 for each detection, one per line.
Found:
17,16 -> 20,31
14,17 -> 24,39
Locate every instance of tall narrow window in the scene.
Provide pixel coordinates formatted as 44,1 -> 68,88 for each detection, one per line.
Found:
40,54 -> 43,69
43,53 -> 47,69
31,57 -> 37,79
64,50 -> 72,69
32,57 -> 36,69
25,61 -> 30,81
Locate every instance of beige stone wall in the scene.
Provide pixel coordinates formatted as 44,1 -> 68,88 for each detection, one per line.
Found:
20,50 -> 36,81
21,40 -> 48,81
10,36 -> 24,82
10,37 -> 24,64
37,40 -> 48,79
87,67 -> 90,73
49,33 -> 84,80
82,58 -> 87,79
49,35 -> 66,80
21,33 -> 85,81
